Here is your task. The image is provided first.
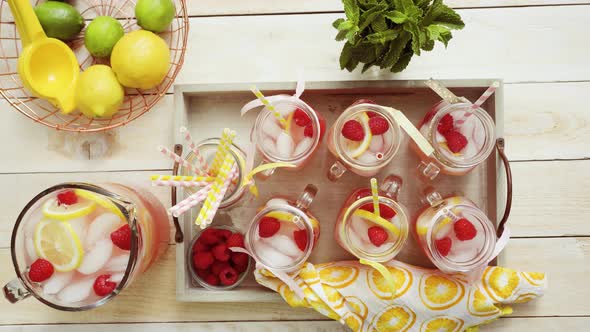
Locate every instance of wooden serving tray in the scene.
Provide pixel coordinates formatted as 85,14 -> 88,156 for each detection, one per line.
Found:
173,79 -> 506,302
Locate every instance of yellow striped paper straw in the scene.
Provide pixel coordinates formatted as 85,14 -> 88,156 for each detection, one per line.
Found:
209,128 -> 236,176
195,154 -> 235,227
150,175 -> 215,182
249,86 -> 287,128
370,178 -> 380,217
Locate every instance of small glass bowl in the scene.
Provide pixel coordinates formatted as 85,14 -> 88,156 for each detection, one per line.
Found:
187,225 -> 252,291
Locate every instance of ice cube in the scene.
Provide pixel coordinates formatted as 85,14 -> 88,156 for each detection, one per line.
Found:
462,141 -> 478,159
25,236 -> 37,261
104,253 -> 130,272
348,228 -> 370,252
110,272 -> 125,283
365,241 -> 394,254
57,277 -> 95,304
68,217 -> 89,244
43,271 -> 74,295
276,132 -> 295,159
293,137 -> 313,157
471,119 -> 486,149
77,239 -> 113,275
357,151 -> 378,164
266,198 -> 289,208
263,235 -> 302,257
275,103 -> 297,117
262,117 -> 283,139
382,129 -> 394,151
255,241 -> 296,268
448,235 -> 481,263
434,220 -> 453,240
85,213 -> 121,249
369,135 -> 384,153
350,216 -> 371,243
261,137 -> 278,156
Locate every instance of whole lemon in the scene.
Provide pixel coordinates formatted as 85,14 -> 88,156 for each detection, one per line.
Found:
110,30 -> 170,90
75,65 -> 124,118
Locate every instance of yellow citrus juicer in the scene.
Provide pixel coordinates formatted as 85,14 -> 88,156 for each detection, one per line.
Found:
7,0 -> 79,114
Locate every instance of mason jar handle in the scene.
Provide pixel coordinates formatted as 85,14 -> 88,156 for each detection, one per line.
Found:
327,160 -> 347,181
496,138 -> 512,238
417,161 -> 440,181
3,278 -> 30,303
295,184 -> 318,212
380,175 -> 403,200
171,144 -> 184,243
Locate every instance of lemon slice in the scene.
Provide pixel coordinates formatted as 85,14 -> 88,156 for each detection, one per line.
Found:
266,210 -> 295,221
354,209 -> 400,237
42,198 -> 96,221
345,113 -> 372,158
34,219 -> 84,272
285,110 -> 295,133
74,189 -> 125,220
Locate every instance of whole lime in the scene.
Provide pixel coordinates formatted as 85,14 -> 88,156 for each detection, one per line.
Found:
84,16 -> 125,57
34,1 -> 84,41
135,0 -> 175,33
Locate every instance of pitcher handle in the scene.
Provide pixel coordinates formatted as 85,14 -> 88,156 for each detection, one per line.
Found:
172,144 -> 184,243
3,278 -> 30,303
496,138 -> 512,238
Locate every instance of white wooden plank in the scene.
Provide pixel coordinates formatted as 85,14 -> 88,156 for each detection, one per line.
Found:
0,237 -> 586,324
2,317 -> 589,332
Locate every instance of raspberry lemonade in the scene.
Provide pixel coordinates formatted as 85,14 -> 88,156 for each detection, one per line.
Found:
334,175 -> 408,262
4,183 -> 169,310
252,97 -> 326,175
245,185 -> 320,272
414,101 -> 495,179
414,188 -> 497,273
327,100 -> 401,181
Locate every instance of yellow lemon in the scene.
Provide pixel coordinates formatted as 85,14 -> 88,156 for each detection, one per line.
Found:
111,30 -> 170,89
420,316 -> 464,332
34,219 -> 84,272
42,197 -> 96,221
344,112 -> 372,158
419,274 -> 465,310
75,65 -> 124,118
74,189 -> 126,220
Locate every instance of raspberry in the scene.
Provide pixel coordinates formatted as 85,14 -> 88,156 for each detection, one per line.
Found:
454,218 -> 477,241
233,260 -> 249,273
293,108 -> 311,127
204,274 -> 220,286
367,226 -> 388,247
435,237 -> 452,256
199,228 -> 220,246
110,224 -> 132,250
437,113 -> 454,135
196,268 -> 210,280
226,233 -> 245,248
57,190 -> 78,206
304,124 -> 313,137
192,238 -> 209,253
258,216 -> 280,238
444,130 -> 468,153
368,116 -> 390,135
231,252 -> 249,267
367,112 -> 379,118
354,188 -> 372,200
360,203 -> 397,219
293,229 -> 308,251
28,258 -> 54,282
341,120 -> 365,141
193,251 -> 214,270
93,274 -> 117,296
211,243 -> 231,262
216,229 -> 232,241
219,266 -> 239,286
211,261 -> 230,276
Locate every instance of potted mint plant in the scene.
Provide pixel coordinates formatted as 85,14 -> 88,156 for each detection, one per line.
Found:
333,0 -> 464,73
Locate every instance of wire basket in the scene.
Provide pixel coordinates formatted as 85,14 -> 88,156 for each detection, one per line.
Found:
0,0 -> 188,132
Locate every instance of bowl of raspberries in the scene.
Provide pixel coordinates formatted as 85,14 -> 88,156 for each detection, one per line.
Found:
188,226 -> 251,290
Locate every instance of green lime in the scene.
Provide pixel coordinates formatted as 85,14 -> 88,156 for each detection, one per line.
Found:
84,16 -> 124,58
135,0 -> 175,33
34,1 -> 84,41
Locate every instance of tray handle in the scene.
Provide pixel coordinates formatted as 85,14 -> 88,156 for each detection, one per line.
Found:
172,143 -> 184,243
496,138 -> 512,238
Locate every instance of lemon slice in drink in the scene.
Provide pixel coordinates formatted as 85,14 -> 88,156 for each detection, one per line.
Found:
34,219 -> 84,272
265,210 -> 319,229
345,113 -> 372,158
284,110 -> 295,133
354,209 -> 400,237
74,189 -> 126,220
42,198 -> 96,221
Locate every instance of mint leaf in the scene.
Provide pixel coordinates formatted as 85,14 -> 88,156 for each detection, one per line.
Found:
380,31 -> 411,68
438,29 -> 452,47
371,14 -> 389,32
433,9 -> 464,29
336,29 -> 348,41
339,43 -> 353,70
366,29 -> 399,44
426,24 -> 449,40
345,26 -> 361,44
332,18 -> 345,29
337,20 -> 355,31
403,22 -> 422,55
415,0 -> 431,10
391,51 -> 413,72
421,39 -> 434,51
359,3 -> 388,30
384,11 -> 407,24
343,0 -> 361,23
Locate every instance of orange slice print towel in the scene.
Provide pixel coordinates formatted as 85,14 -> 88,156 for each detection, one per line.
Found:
255,261 -> 546,331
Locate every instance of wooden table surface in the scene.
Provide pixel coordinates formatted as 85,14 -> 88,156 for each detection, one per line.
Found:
1,0 -> 589,331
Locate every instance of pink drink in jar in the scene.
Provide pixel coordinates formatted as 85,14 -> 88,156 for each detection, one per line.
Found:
245,185 -> 319,273
414,188 -> 497,273
327,100 -> 401,181
334,175 -> 408,262
414,101 -> 496,179
4,183 -> 169,310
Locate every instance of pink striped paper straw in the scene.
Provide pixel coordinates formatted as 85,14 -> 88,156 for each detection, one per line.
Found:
200,165 -> 239,228
169,184 -> 212,217
456,81 -> 499,126
179,127 -> 211,174
157,145 -> 203,175
152,178 -> 211,188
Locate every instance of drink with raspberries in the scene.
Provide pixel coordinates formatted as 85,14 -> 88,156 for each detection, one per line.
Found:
252,97 -> 326,176
245,185 -> 320,272
4,183 -> 169,310
334,175 -> 408,262
189,227 -> 251,290
326,100 -> 401,181
414,101 -> 496,179
414,188 -> 497,273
